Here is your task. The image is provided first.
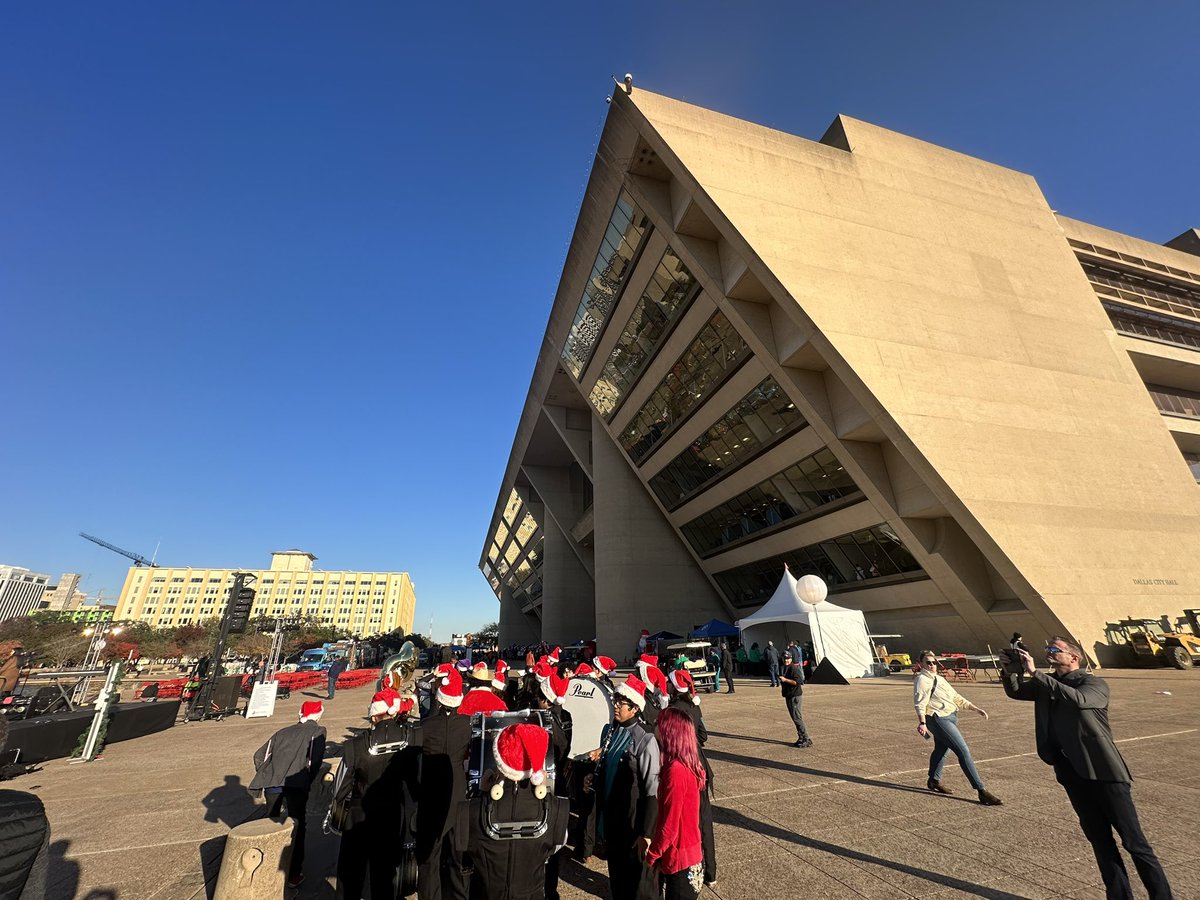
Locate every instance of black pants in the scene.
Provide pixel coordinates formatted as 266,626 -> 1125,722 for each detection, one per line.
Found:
569,762 -> 596,858
699,786 -> 715,883
1055,764 -> 1173,900
267,787 -> 309,881
606,845 -> 659,900
336,818 -> 401,900
786,694 -> 808,742
723,670 -> 735,693
663,864 -> 702,899
417,831 -> 468,900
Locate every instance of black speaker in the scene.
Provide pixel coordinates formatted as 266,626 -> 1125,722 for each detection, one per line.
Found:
211,675 -> 243,712
29,687 -> 63,716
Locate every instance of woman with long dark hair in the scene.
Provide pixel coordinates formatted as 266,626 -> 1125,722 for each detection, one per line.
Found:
645,707 -> 705,899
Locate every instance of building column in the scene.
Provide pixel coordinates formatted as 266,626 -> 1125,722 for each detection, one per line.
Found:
591,413 -> 728,662
539,515 -> 596,645
498,589 -> 540,647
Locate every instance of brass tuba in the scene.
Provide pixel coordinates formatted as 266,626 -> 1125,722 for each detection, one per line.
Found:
378,640 -> 418,694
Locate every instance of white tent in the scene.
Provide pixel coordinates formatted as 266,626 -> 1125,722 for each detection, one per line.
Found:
735,568 -> 875,679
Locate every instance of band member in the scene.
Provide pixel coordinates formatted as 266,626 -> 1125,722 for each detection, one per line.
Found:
667,668 -> 716,887
533,663 -> 572,900
491,659 -> 509,695
634,655 -> 669,729
593,656 -> 617,692
590,674 -> 660,900
250,701 -> 326,889
466,723 -> 569,900
334,689 -> 420,900
417,665 -> 470,900
459,663 -> 508,716
573,662 -> 595,678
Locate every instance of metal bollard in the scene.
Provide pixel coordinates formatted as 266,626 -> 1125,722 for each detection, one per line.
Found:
212,818 -> 293,900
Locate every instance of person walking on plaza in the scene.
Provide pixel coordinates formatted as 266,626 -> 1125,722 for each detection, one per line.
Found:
780,650 -> 812,748
914,652 -> 1001,806
667,668 -> 717,887
590,674 -> 661,900
1001,637 -> 1173,899
326,655 -> 347,700
765,641 -> 781,688
646,707 -> 706,899
250,700 -> 327,888
333,689 -> 420,900
719,642 -> 735,694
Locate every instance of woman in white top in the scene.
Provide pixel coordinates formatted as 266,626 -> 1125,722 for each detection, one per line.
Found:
913,652 -> 1003,806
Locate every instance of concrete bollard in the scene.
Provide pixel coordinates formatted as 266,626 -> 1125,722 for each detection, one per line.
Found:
213,818 -> 293,900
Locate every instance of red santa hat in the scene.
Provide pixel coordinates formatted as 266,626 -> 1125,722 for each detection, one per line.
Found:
668,668 -> 699,704
540,670 -> 568,706
573,662 -> 595,677
594,656 -> 616,676
491,659 -> 509,691
615,674 -> 648,711
368,688 -> 401,718
641,629 -> 649,636
396,696 -> 416,717
469,661 -> 492,684
299,700 -> 323,723
493,723 -> 550,786
635,653 -> 658,671
547,646 -> 562,664
434,663 -> 464,709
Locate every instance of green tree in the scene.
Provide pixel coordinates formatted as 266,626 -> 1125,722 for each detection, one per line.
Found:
477,621 -> 500,645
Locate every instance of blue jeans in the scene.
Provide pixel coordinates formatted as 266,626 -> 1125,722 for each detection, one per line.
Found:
768,664 -> 780,687
927,712 -> 985,790
327,673 -> 337,699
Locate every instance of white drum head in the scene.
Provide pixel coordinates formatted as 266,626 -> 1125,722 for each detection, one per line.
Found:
562,677 -> 614,759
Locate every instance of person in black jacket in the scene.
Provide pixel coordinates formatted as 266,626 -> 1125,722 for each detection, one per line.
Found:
417,665 -> 471,900
780,651 -> 812,748
465,723 -> 569,900
333,690 -> 421,900
250,700 -> 327,888
1001,637 -> 1173,899
326,656 -> 348,700
718,643 -> 735,694
0,718 -> 49,900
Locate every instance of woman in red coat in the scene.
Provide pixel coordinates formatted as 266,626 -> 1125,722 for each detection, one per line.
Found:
645,707 -> 705,899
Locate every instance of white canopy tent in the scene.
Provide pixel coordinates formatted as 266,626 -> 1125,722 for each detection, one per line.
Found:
735,568 -> 875,679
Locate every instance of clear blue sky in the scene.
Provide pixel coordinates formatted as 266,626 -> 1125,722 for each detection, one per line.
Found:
3,3 -> 1196,638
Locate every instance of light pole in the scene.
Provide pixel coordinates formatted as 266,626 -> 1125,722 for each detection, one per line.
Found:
793,574 -> 828,666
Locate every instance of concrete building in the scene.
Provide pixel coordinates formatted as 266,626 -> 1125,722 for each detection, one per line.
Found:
479,86 -> 1200,664
114,550 -> 417,635
0,565 -> 52,622
38,573 -> 87,611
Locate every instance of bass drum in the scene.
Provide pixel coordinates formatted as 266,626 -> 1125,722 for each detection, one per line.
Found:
562,677 -> 614,759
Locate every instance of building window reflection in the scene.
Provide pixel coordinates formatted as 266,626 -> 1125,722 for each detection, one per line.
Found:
1148,384 -> 1200,419
621,311 -> 751,464
1184,451 -> 1200,482
649,377 -> 807,510
561,190 -> 651,379
589,246 -> 700,418
713,524 -> 925,608
681,447 -> 863,556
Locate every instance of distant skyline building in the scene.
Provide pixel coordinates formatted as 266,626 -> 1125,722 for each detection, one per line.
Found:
0,565 -> 52,622
480,86 -> 1200,663
114,549 -> 417,635
38,573 -> 87,611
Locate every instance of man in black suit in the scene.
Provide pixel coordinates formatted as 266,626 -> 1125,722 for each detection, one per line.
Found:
1001,636 -> 1173,899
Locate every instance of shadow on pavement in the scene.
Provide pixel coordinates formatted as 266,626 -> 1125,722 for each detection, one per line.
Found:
714,806 -> 1027,899
704,747 -> 980,804
557,857 -> 608,898
201,774 -> 260,827
46,839 -> 80,900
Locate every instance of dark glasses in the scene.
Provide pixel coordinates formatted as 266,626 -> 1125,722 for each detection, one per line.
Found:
1044,645 -> 1066,655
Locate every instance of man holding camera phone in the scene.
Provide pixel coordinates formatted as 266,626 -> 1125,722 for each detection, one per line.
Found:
1000,637 -> 1173,899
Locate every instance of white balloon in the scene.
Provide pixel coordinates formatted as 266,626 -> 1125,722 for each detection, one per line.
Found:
793,574 -> 828,606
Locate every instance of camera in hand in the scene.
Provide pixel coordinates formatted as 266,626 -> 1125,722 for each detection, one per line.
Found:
1000,633 -> 1028,675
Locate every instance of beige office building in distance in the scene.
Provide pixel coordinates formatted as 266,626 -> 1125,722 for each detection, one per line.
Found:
115,550 -> 417,636
480,85 -> 1200,664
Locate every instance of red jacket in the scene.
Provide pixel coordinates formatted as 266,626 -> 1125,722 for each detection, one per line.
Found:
457,688 -> 508,716
645,759 -> 702,875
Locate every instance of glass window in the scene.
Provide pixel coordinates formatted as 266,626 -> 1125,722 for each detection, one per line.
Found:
1148,384 -> 1200,419
503,489 -> 522,526
589,247 -> 700,419
1183,451 -> 1200,482
713,524 -> 925,608
649,377 -> 807,509
562,190 -> 651,378
620,311 -> 751,463
514,511 -> 538,546
680,448 -> 863,555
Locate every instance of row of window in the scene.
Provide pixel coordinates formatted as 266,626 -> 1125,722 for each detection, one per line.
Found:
1184,452 -> 1200,482
589,246 -> 700,418
561,191 -> 650,378
620,311 -> 751,464
649,377 -> 807,510
144,576 -> 391,586
713,524 -> 924,608
1148,384 -> 1200,420
1105,303 -> 1200,352
1082,260 -> 1200,323
1069,239 -> 1200,285
681,447 -> 863,556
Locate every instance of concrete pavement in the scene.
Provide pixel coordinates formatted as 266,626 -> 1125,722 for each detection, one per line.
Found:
18,668 -> 1200,899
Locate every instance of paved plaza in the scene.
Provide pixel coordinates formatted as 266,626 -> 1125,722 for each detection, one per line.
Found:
21,668 -> 1200,899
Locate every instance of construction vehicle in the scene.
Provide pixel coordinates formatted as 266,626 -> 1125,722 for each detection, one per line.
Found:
1105,617 -> 1200,670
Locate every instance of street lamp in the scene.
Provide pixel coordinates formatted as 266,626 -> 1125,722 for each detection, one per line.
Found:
793,574 -> 828,665
74,621 -> 124,706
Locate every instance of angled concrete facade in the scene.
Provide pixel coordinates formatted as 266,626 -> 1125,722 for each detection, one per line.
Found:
480,86 -> 1200,664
